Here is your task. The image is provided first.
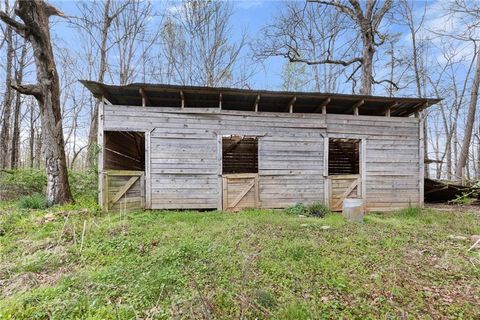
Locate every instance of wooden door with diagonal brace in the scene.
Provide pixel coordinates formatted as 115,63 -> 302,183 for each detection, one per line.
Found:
329,174 -> 361,211
102,170 -> 145,212
222,174 -> 259,211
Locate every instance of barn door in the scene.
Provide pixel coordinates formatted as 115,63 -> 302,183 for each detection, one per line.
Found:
222,174 -> 259,211
327,138 -> 364,211
329,174 -> 361,211
103,170 -> 145,212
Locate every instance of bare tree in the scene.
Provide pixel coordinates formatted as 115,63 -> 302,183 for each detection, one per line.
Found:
0,0 -> 14,169
257,0 -> 393,95
161,0 -> 247,87
0,0 -> 73,204
10,39 -> 28,169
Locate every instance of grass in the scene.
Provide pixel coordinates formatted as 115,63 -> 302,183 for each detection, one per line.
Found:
0,201 -> 479,319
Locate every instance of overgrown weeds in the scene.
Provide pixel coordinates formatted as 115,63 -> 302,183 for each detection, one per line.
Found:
0,169 -> 97,204
18,194 -> 49,210
285,201 -> 331,218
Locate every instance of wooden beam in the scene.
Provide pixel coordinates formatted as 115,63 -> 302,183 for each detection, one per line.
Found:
219,92 -> 222,110
102,96 -> 112,105
254,94 -> 260,112
139,88 -> 150,107
385,102 -> 398,117
314,97 -> 331,113
180,90 -> 185,109
346,99 -> 364,115
287,96 -> 296,113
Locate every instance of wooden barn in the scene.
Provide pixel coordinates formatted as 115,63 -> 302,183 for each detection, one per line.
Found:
81,81 -> 439,212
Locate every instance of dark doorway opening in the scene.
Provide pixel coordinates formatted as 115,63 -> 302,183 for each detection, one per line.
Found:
104,131 -> 145,171
328,138 -> 360,175
222,135 -> 258,174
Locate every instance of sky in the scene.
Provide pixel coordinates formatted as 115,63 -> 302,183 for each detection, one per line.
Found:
49,0 -> 289,90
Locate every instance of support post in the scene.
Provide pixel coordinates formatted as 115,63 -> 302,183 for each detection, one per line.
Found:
98,96 -> 105,209
287,96 -> 296,113
139,88 -> 150,107
145,130 -> 151,209
347,99 -> 364,115
314,97 -> 331,113
254,94 -> 260,112
180,90 -> 185,109
216,134 -> 223,210
418,116 -> 425,207
361,139 -> 367,212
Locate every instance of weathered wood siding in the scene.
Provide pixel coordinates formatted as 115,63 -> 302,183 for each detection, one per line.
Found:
326,114 -> 420,211
103,106 -> 327,209
102,106 -> 421,211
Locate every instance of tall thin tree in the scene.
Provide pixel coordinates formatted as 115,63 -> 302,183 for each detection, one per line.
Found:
0,0 -> 73,204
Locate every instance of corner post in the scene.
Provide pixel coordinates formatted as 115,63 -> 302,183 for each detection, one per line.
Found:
145,130 -> 152,209
98,96 -> 105,210
417,113 -> 425,208
323,134 -> 329,207
360,138 -> 367,212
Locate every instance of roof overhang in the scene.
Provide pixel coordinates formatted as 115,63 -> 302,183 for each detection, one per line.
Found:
80,80 -> 441,117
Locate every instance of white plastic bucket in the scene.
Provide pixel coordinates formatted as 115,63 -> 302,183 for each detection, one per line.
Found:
342,198 -> 364,222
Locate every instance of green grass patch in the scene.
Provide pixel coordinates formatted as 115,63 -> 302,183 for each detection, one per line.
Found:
0,205 -> 479,319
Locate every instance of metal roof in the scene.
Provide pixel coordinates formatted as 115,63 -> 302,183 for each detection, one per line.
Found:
80,81 -> 441,117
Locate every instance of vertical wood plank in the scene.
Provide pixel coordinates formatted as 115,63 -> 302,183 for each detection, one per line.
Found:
328,178 -> 332,208
254,174 -> 259,207
98,97 -> 105,210
419,117 -> 424,207
104,173 -> 109,212
361,139 -> 367,210
323,134 -> 329,206
222,176 -> 228,210
323,134 -> 329,177
216,134 -> 223,210
145,130 -> 151,209
140,172 -> 145,209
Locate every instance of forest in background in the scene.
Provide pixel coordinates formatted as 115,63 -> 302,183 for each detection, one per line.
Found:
0,0 -> 480,182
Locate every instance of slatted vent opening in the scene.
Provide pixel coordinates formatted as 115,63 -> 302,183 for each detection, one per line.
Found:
222,135 -> 258,174
104,131 -> 145,170
328,138 -> 359,175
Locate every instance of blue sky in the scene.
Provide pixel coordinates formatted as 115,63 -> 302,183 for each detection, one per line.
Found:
50,0 -> 288,90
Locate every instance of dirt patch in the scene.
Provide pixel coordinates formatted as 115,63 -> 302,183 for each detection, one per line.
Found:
0,266 -> 75,297
426,203 -> 480,214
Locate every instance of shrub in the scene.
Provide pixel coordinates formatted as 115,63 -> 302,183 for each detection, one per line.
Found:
307,202 -> 331,218
18,194 -> 49,209
68,170 -> 97,199
285,203 -> 308,215
285,202 -> 331,218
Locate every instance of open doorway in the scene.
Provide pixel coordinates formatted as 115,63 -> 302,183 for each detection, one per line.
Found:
222,135 -> 259,211
328,138 -> 361,211
102,131 -> 145,212
104,131 -> 145,170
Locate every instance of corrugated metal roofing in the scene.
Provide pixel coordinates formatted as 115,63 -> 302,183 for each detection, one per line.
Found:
80,80 -> 441,117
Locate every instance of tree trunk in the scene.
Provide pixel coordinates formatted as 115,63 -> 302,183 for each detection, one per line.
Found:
0,0 -> 73,204
456,47 -> 480,180
0,0 -> 14,169
87,0 -> 111,167
10,41 -> 28,169
359,30 -> 374,95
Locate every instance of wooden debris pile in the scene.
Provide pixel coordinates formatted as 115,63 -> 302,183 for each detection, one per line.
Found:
424,179 -> 480,203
